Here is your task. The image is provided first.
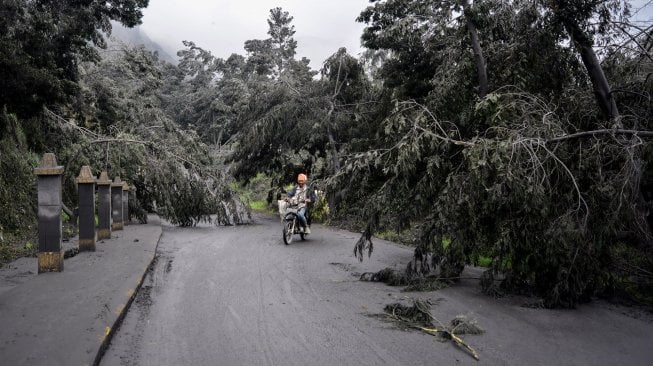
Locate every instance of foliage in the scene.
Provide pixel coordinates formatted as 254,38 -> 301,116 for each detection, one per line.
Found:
4,43 -> 246,230
0,0 -> 149,118
0,1 -> 247,261
69,46 -> 246,227
0,111 -> 38,232
328,0 -> 653,308
231,173 -> 276,213
2,0 -> 651,310
357,0 -> 444,99
0,110 -> 37,264
128,195 -> 147,224
0,237 -> 35,266
604,242 -> 653,305
267,7 -> 298,76
310,191 -> 330,223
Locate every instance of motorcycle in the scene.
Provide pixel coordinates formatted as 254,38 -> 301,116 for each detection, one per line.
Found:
278,197 -> 308,245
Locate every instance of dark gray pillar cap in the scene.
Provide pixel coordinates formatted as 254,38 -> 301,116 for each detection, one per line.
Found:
34,153 -> 64,175
111,176 -> 123,187
97,171 -> 111,185
76,165 -> 96,184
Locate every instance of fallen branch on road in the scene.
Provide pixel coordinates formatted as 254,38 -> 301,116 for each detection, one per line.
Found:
372,299 -> 484,361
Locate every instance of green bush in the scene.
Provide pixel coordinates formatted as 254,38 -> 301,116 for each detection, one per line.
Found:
604,242 -> 653,306
0,232 -> 37,266
310,192 -> 330,223
234,172 -> 279,214
0,112 -> 38,232
249,199 -> 268,212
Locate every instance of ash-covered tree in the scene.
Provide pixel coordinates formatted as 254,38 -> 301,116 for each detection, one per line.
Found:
0,0 -> 149,242
268,7 -> 298,77
244,39 -> 275,77
52,45 -> 248,227
541,0 -> 625,121
225,11 -> 379,214
226,7 -> 324,187
228,44 -> 374,197
0,0 -> 149,119
317,47 -> 378,213
170,41 -> 221,136
340,0 -> 653,307
357,0 -> 442,99
165,42 -> 252,148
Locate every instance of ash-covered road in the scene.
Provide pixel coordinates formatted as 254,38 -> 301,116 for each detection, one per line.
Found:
100,213 -> 653,366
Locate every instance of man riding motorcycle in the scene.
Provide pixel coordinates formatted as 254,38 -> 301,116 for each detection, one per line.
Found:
286,173 -> 315,234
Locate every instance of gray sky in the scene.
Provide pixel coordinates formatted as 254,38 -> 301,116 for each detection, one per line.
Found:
140,0 -> 371,69
140,0 -> 652,69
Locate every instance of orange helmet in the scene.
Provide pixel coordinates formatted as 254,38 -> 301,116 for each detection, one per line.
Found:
297,173 -> 307,183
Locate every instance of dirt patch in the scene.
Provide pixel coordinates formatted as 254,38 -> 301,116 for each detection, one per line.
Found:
164,259 -> 173,273
329,262 -> 364,278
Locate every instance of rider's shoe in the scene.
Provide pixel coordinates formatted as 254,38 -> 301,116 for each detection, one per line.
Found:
304,226 -> 311,234
298,226 -> 304,233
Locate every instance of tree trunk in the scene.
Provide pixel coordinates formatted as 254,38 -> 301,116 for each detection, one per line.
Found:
326,100 -> 342,217
324,55 -> 347,218
554,7 -> 620,121
461,0 -> 488,98
62,203 -> 75,223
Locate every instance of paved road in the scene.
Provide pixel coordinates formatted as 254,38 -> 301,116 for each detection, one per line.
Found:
101,214 -> 653,366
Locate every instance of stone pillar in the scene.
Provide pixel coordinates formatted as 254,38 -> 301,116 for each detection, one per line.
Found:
111,176 -> 124,230
122,181 -> 130,226
96,171 -> 112,239
76,166 -> 96,251
34,153 -> 64,273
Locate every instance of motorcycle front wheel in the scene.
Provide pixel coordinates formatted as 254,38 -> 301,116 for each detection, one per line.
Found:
283,220 -> 294,245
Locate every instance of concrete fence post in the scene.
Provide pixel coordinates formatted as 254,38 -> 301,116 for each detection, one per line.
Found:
122,181 -> 129,226
34,153 -> 64,273
111,176 -> 123,230
76,166 -> 96,251
96,171 -> 112,239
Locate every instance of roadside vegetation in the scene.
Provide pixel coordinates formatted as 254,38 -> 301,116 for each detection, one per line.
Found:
1,0 -> 652,308
232,173 -> 275,214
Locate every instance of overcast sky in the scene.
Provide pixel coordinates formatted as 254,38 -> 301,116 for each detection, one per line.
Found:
140,0 -> 371,69
140,0 -> 652,69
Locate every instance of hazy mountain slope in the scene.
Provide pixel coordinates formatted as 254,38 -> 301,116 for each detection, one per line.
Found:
108,21 -> 177,64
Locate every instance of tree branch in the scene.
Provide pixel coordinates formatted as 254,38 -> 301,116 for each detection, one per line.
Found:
546,129 -> 653,143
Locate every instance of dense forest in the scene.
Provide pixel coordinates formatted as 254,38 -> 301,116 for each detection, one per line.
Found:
1,0 -> 652,308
